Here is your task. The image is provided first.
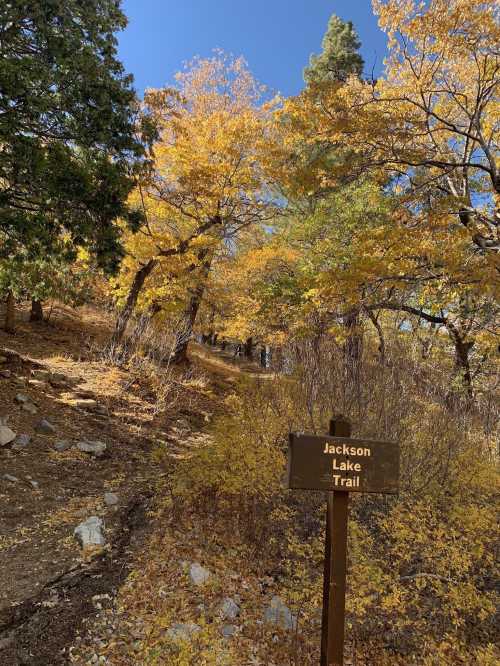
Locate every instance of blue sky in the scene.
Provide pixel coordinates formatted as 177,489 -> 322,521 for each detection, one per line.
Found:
117,1 -> 387,99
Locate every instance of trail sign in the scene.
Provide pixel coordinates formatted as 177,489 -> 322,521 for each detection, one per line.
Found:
287,433 -> 399,494
287,418 -> 399,666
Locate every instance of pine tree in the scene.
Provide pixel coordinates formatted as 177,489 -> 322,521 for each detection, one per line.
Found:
304,14 -> 364,84
0,0 -> 147,273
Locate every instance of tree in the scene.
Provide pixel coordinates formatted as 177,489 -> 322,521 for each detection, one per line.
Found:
0,0 -> 146,272
111,53 -> 279,356
0,250 -> 93,331
288,0 -> 499,264
304,14 -> 364,85
279,0 -> 499,397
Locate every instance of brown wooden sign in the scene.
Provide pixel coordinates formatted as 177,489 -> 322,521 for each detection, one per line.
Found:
287,433 -> 399,494
288,421 -> 400,666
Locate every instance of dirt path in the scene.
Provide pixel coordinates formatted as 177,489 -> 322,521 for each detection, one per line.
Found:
0,494 -> 152,665
0,306 -> 215,665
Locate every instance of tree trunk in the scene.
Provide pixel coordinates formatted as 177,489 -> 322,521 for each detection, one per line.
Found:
451,334 -> 474,400
30,299 -> 44,322
130,302 -> 161,345
244,337 -> 253,359
365,309 -> 385,364
110,258 -> 158,347
343,309 -> 362,391
171,250 -> 213,364
4,291 -> 15,333
171,285 -> 205,364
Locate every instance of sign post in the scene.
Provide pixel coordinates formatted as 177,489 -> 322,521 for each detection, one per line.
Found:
287,417 -> 399,666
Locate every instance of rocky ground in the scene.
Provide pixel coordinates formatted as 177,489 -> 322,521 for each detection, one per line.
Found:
0,306 -> 301,665
0,306 -> 220,665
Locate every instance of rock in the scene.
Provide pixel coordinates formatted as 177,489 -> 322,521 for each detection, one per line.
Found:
3,474 -> 19,483
15,393 -> 30,404
189,562 -> 211,586
221,624 -> 238,638
28,479 -> 39,490
74,516 -> 106,548
0,370 -> 11,379
75,389 -> 95,399
50,372 -> 68,383
35,419 -> 56,434
77,440 -> 107,456
264,596 -> 297,631
49,379 -> 67,389
104,492 -> 119,507
0,425 -> 16,447
54,440 -> 73,452
12,434 -> 31,451
32,369 -> 50,380
0,355 -> 7,363
72,399 -> 98,410
166,623 -> 201,641
28,379 -> 47,389
94,405 -> 108,416
218,597 -> 240,620
22,402 -> 38,415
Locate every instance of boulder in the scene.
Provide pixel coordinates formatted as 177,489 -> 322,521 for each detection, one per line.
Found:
0,425 -> 16,447
3,474 -> 19,483
22,402 -> 38,415
14,393 -> 30,404
0,355 -> 7,363
54,440 -> 73,452
104,492 -> 119,507
77,440 -> 107,456
218,597 -> 240,621
189,562 -> 211,586
166,623 -> 201,641
0,370 -> 11,379
35,419 -> 56,434
264,596 -> 297,631
74,516 -> 106,548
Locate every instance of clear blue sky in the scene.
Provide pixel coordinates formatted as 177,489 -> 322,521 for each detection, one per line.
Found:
117,1 -> 387,98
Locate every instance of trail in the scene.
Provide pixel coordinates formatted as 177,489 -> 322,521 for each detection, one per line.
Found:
0,306 -> 228,665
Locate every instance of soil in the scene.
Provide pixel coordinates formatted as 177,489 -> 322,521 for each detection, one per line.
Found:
0,304 -> 221,665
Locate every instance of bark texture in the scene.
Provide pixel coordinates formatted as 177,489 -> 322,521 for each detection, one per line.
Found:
111,259 -> 158,347
30,300 -> 44,322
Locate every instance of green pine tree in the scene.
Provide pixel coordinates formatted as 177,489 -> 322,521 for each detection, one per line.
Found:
0,0 -> 152,273
304,14 -> 364,85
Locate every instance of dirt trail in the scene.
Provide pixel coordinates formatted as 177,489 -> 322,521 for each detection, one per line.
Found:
0,305 -> 218,665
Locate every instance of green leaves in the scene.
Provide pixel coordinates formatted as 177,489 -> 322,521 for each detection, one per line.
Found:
0,0 -> 145,272
304,14 -> 364,85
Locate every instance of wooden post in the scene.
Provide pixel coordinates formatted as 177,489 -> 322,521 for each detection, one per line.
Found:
321,417 -> 351,666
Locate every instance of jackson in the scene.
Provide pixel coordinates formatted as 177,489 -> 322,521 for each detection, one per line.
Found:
323,442 -> 371,457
